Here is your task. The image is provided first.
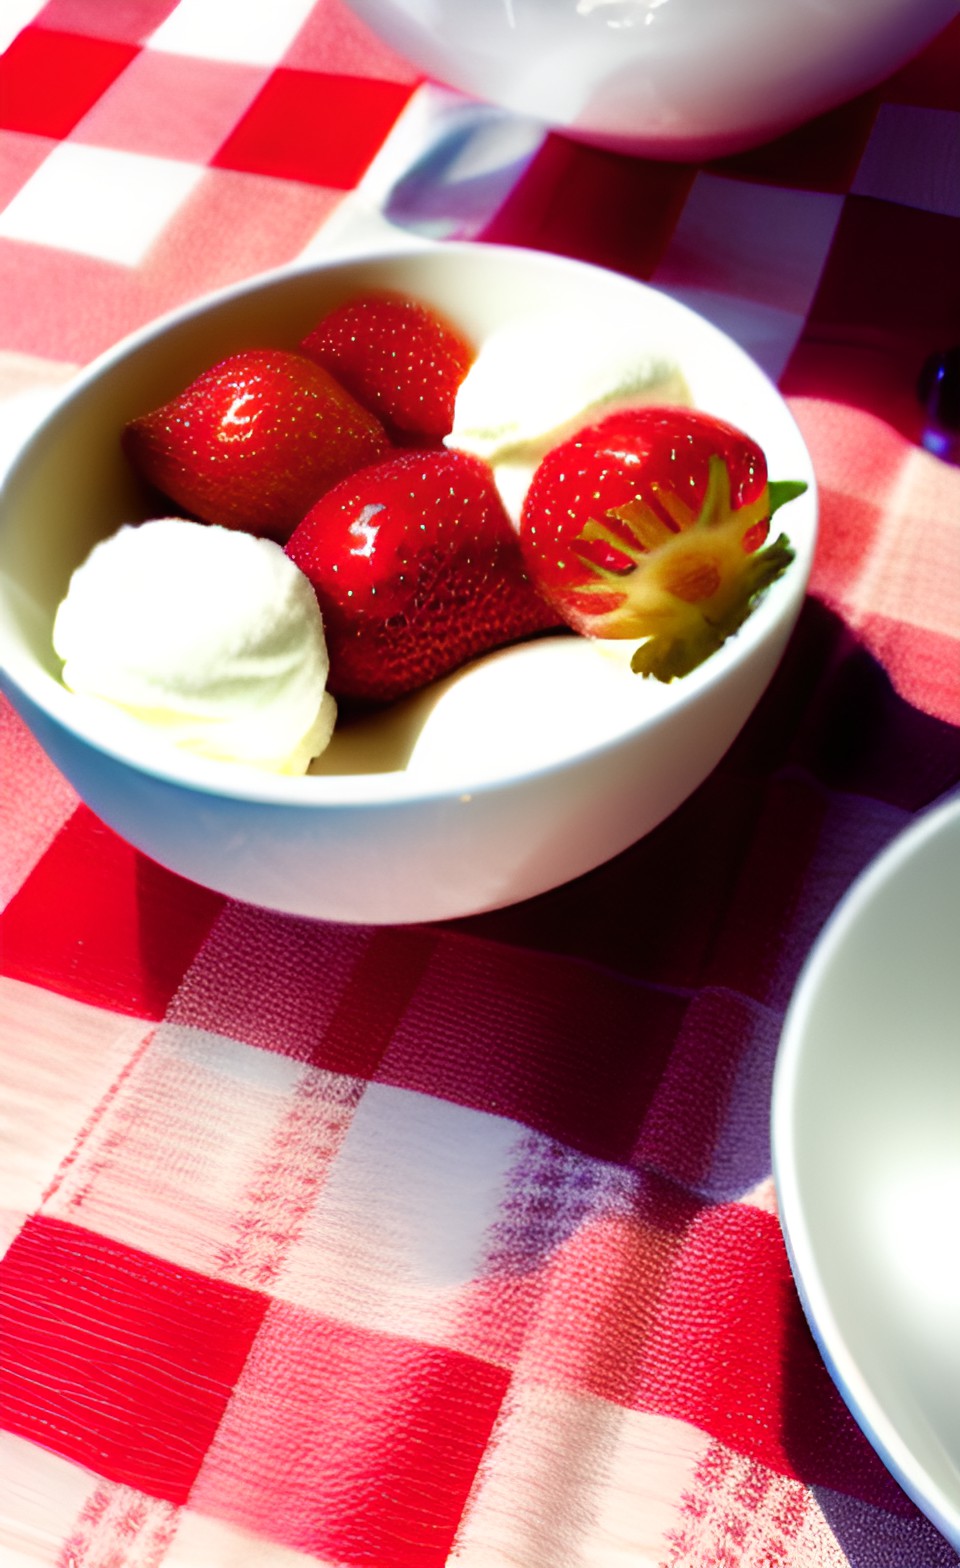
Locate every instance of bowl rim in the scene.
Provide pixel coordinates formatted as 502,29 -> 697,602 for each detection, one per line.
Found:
771,791 -> 960,1549
0,238 -> 818,809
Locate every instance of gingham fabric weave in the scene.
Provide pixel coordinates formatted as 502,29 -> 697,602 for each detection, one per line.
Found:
1,4 -> 960,1565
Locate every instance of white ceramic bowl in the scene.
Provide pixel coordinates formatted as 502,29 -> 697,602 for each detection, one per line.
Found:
342,0 -> 958,160
0,242 -> 816,925
773,793 -> 960,1548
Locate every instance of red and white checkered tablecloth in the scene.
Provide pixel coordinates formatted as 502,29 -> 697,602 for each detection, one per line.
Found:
2,4 -> 960,1565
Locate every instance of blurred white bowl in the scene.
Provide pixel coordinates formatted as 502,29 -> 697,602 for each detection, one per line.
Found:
342,0 -> 958,159
0,242 -> 816,925
773,793 -> 960,1547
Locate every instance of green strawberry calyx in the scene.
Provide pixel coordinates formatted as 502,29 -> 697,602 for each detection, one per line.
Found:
570,455 -> 806,681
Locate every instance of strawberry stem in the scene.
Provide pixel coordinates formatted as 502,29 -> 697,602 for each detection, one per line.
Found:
768,479 -> 807,517
630,531 -> 796,681
696,455 -> 732,530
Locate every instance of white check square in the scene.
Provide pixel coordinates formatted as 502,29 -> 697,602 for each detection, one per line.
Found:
853,104 -> 960,218
653,285 -> 807,384
0,142 -> 205,266
42,1023 -> 318,1278
278,1083 -> 523,1342
147,0 -> 318,65
653,173 -> 843,318
0,0 -> 47,54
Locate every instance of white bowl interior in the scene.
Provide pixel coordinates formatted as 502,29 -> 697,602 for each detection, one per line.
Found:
773,794 -> 960,1548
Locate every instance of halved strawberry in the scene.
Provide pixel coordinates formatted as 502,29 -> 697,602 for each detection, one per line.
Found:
123,349 -> 389,542
300,290 -> 474,443
285,448 -> 559,703
520,406 -> 805,680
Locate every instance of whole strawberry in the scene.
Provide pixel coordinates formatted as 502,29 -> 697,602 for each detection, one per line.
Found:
300,290 -> 473,443
123,349 -> 389,542
286,449 -> 558,703
520,406 -> 805,680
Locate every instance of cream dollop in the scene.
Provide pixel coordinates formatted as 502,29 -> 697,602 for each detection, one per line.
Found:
446,310 -> 690,472
53,517 -> 335,773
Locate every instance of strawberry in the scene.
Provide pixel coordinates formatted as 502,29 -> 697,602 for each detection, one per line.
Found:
285,448 -> 559,703
123,349 -> 389,542
519,406 -> 805,681
300,290 -> 474,443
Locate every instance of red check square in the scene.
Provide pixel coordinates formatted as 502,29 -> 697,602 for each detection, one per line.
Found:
0,804 -> 225,1020
782,196 -> 960,441
376,938 -> 685,1165
710,94 -> 879,195
0,27 -> 139,139
801,195 -> 960,345
193,1301 -> 511,1568
483,135 -> 694,280
630,1202 -> 907,1511
881,13 -> 960,111
168,905 -> 435,1077
212,67 -> 416,189
0,1216 -> 268,1505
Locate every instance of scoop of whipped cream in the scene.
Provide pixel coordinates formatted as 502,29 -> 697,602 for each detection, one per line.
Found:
445,310 -> 690,522
53,517 -> 335,773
